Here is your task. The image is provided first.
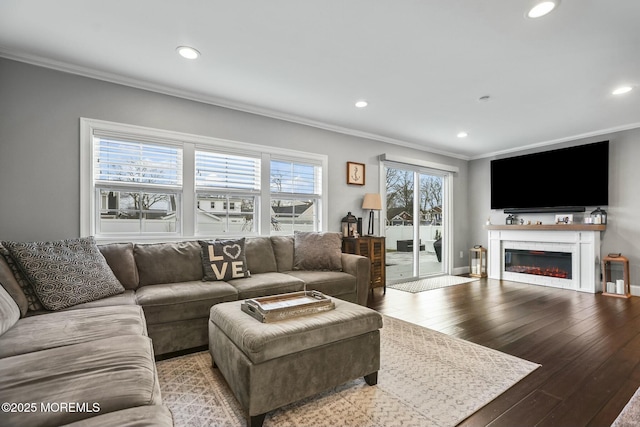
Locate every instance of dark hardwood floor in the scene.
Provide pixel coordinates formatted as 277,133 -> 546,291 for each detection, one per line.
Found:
367,278 -> 640,427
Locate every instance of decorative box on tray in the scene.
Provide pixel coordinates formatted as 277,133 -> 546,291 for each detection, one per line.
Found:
241,290 -> 335,323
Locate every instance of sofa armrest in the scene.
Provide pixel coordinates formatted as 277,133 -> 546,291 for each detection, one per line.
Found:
341,253 -> 371,306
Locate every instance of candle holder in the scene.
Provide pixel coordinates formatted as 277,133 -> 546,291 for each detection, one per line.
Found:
602,253 -> 630,298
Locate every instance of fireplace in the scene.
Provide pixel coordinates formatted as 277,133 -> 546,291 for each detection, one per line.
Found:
487,226 -> 602,293
505,249 -> 572,279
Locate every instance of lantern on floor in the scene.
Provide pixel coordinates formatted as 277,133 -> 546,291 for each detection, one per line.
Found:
341,212 -> 358,237
469,245 -> 487,278
590,207 -> 607,225
602,253 -> 630,298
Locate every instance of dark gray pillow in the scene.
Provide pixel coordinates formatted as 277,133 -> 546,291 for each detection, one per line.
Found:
199,238 -> 250,281
1,237 -> 125,311
293,231 -> 343,271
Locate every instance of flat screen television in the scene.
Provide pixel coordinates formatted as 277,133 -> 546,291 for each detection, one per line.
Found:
490,141 -> 609,213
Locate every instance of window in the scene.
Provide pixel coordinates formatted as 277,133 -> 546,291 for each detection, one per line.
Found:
270,159 -> 322,234
94,138 -> 182,236
195,150 -> 260,234
81,118 -> 328,240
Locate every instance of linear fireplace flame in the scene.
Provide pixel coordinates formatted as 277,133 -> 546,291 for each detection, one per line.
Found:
505,249 -> 572,280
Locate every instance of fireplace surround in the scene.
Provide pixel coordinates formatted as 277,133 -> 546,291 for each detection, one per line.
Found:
487,225 -> 604,293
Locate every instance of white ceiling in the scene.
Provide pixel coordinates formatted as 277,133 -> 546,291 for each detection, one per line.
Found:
1,0 -> 639,159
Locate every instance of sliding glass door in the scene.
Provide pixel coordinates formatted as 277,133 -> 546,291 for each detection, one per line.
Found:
385,164 -> 446,283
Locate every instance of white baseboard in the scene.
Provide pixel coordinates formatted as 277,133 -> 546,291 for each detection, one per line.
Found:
453,266 -> 470,276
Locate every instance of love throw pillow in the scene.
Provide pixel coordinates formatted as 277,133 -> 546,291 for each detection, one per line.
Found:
199,238 -> 250,281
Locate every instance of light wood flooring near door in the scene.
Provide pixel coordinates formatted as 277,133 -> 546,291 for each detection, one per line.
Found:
367,279 -> 640,427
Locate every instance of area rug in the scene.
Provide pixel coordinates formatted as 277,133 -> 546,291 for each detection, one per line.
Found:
387,275 -> 479,293
612,385 -> 640,427
157,315 -> 540,427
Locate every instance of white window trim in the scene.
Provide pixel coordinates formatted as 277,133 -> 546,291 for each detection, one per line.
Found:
80,118 -> 328,242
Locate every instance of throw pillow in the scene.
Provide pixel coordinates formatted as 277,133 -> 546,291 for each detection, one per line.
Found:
1,237 -> 125,311
199,238 -> 250,281
293,231 -> 342,271
0,283 -> 20,335
0,244 -> 43,312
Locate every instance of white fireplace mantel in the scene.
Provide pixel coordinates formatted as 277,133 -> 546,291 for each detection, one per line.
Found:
487,225 -> 604,293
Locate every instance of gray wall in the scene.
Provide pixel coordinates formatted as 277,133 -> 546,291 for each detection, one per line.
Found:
0,58 -> 470,268
468,129 -> 640,286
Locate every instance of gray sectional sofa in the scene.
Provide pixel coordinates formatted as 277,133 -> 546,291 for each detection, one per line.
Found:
0,234 -> 371,426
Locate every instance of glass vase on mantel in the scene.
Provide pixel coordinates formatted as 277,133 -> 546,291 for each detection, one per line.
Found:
590,207 -> 607,225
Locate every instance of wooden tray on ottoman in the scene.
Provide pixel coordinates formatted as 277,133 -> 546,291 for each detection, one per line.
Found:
241,291 -> 335,323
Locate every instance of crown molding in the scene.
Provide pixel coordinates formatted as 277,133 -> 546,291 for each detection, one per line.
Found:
472,123 -> 640,160
0,50 -> 471,161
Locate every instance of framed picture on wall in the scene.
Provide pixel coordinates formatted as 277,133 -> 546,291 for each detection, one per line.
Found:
346,161 -> 365,185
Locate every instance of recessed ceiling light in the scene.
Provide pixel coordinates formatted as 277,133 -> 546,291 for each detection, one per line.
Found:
457,132 -> 468,138
527,1 -> 558,18
612,86 -> 633,95
176,46 -> 200,60
355,100 -> 368,108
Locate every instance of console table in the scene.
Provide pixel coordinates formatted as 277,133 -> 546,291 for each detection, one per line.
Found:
342,236 -> 386,293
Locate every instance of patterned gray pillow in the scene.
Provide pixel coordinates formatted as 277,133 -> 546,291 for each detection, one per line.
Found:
293,231 -> 343,271
1,237 -> 125,311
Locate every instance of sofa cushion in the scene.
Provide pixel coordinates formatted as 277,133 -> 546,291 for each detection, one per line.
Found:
199,238 -> 250,281
226,272 -> 305,300
286,270 -> 357,297
293,231 -> 342,271
99,243 -> 139,290
0,244 -> 42,312
245,237 -> 277,273
135,281 -> 238,324
270,235 -> 294,272
0,254 -> 28,316
1,237 -> 125,311
0,305 -> 147,358
64,289 -> 138,310
0,283 -> 20,335
63,405 -> 174,427
0,335 -> 161,427
135,241 -> 203,286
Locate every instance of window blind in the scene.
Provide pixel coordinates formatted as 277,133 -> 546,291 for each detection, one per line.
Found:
270,159 -> 321,195
195,151 -> 261,191
95,138 -> 183,186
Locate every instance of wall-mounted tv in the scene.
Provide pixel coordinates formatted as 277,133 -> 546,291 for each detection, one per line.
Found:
490,141 -> 609,213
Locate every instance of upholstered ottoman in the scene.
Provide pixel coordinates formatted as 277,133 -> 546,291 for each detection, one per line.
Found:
208,298 -> 382,427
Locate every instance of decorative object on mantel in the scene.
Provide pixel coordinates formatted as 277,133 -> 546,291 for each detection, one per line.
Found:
590,207 -> 607,224
469,245 -> 487,278
555,214 -> 573,224
602,253 -> 631,298
341,212 -> 358,237
346,161 -> 365,185
506,214 -> 516,225
361,193 -> 382,235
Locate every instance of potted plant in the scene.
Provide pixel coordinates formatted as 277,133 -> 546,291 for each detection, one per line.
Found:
433,230 -> 442,262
